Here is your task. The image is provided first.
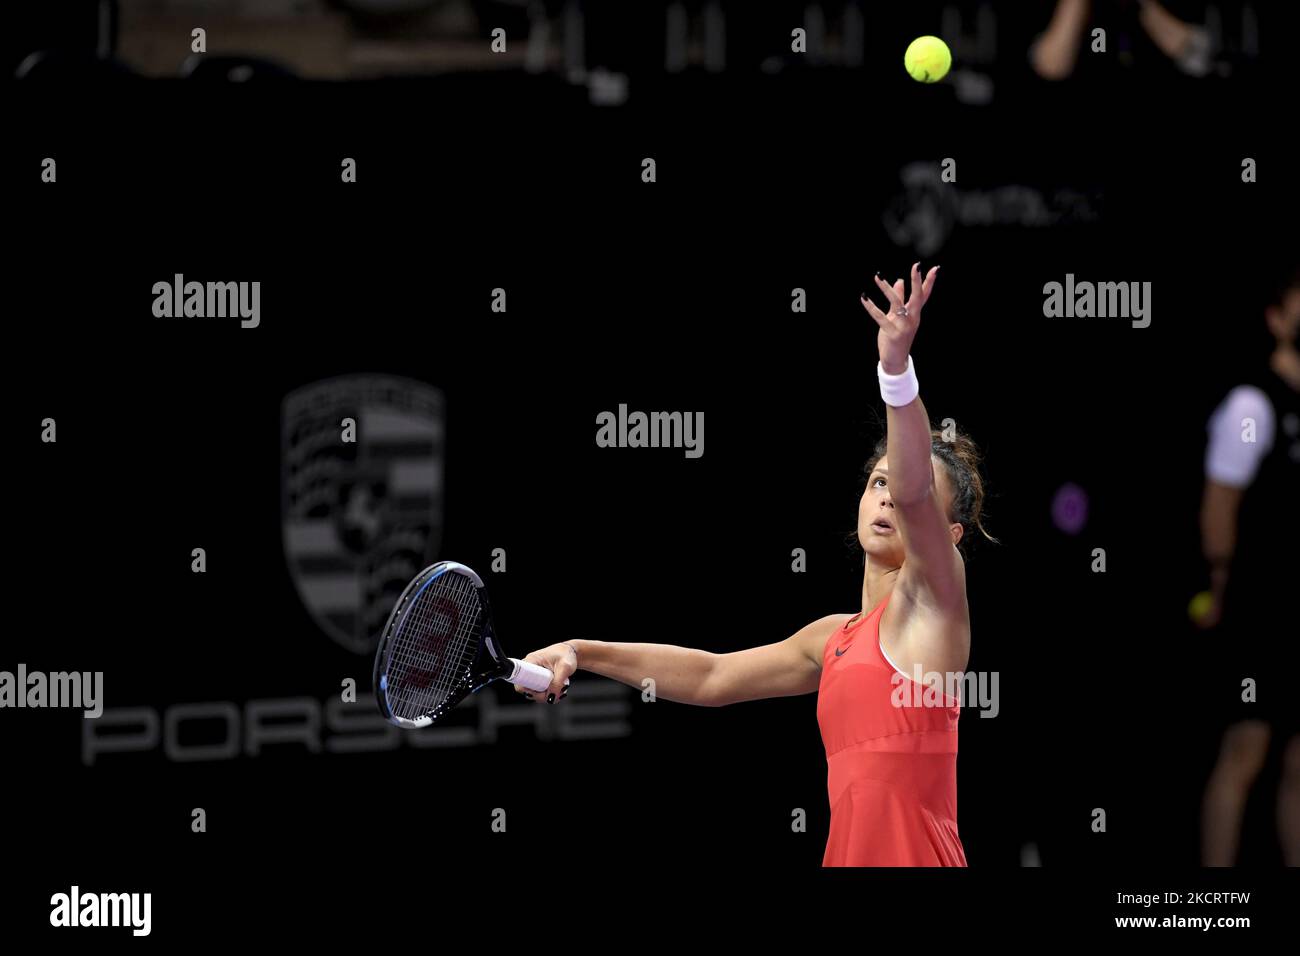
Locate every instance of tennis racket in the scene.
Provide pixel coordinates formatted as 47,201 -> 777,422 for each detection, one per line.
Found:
373,561 -> 553,729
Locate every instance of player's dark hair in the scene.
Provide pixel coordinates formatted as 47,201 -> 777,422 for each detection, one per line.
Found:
860,426 -> 997,558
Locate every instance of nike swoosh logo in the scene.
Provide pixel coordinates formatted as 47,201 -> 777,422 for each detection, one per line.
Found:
834,647 -> 847,656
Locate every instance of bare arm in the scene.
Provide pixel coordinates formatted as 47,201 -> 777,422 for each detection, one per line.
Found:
698,615 -> 846,706
1199,479 -> 1243,624
863,265 -> 965,613
1138,0 -> 1200,61
1196,384 -> 1273,627
882,395 -> 964,612
564,639 -> 715,705
548,616 -> 843,708
1030,0 -> 1091,80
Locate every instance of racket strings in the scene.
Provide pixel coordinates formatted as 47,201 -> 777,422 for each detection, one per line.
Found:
387,571 -> 482,720
420,577 -> 483,708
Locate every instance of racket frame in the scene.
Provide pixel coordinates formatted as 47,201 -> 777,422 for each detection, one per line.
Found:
373,561 -> 520,729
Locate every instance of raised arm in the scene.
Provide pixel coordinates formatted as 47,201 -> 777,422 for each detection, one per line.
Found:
860,263 -> 964,612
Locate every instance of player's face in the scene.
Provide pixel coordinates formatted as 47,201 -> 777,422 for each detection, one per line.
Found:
858,455 -> 961,564
1266,288 -> 1300,345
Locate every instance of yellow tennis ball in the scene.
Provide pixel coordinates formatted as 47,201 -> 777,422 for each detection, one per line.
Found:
904,36 -> 951,83
1188,590 -> 1213,624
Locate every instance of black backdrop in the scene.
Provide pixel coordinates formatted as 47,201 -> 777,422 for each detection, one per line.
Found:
5,48 -> 1299,939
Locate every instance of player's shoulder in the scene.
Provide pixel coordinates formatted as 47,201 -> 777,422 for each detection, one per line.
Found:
795,613 -> 855,661
808,613 -> 855,632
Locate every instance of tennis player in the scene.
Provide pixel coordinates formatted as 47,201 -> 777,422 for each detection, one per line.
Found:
517,263 -> 993,866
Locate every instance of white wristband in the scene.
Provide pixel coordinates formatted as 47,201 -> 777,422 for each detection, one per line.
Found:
878,356 -> 919,407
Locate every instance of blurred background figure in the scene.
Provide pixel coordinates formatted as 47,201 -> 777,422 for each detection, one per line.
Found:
7,0 -> 551,81
1197,265 -> 1300,866
8,1 -> 1273,98
1030,0 -> 1222,80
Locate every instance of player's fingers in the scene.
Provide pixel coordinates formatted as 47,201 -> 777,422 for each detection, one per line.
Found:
872,273 -> 904,311
515,683 -> 541,701
907,262 -> 923,308
861,294 -> 893,330
892,278 -> 906,310
920,264 -> 940,302
544,675 -> 571,703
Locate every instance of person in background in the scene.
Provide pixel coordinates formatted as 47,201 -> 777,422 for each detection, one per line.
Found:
1198,266 -> 1300,866
1030,0 -> 1215,80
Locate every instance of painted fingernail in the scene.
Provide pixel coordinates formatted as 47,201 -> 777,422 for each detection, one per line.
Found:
547,693 -> 555,703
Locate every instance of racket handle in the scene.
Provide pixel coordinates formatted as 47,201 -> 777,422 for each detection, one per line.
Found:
508,658 -> 553,692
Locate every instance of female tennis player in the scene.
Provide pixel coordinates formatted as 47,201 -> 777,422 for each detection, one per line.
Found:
516,263 -> 993,866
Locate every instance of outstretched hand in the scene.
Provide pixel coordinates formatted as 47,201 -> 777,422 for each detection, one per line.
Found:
860,262 -> 939,374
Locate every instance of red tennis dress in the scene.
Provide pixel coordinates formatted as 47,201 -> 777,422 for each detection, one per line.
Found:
816,593 -> 967,866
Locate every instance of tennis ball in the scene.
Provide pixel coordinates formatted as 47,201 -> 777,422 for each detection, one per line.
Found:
1188,590 -> 1213,624
904,36 -> 952,83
